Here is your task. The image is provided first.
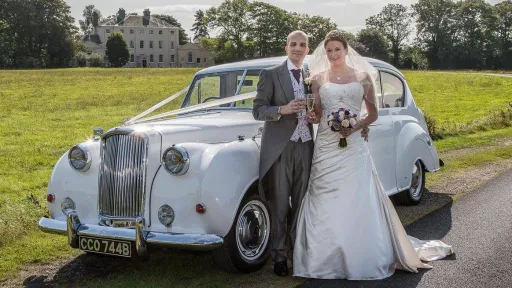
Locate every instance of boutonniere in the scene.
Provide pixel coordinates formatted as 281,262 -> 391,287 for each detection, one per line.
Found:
304,77 -> 313,94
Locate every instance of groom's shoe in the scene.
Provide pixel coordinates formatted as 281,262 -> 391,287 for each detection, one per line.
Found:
273,261 -> 288,277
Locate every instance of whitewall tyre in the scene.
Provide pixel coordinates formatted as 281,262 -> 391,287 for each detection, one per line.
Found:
212,194 -> 271,273
401,160 -> 425,206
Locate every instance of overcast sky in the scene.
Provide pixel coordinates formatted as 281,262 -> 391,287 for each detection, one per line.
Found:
65,0 -> 506,38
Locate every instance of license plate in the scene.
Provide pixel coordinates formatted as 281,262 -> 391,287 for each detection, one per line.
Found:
79,236 -> 132,257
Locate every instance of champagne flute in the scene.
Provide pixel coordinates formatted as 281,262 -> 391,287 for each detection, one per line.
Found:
306,94 -> 315,111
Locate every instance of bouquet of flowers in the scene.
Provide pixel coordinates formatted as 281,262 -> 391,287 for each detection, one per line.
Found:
327,108 -> 358,148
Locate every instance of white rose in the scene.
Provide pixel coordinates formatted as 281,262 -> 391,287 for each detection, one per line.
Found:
328,114 -> 334,121
304,77 -> 312,85
341,119 -> 350,128
349,118 -> 357,126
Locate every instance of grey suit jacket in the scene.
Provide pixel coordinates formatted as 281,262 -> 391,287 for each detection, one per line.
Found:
252,60 -> 314,201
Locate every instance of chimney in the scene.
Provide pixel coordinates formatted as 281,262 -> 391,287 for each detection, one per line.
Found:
143,9 -> 150,27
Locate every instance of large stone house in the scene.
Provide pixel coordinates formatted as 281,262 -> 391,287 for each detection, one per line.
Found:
83,9 -> 214,68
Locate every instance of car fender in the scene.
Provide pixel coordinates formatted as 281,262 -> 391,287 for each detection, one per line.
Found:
148,139 -> 260,237
46,140 -> 101,223
395,122 -> 439,190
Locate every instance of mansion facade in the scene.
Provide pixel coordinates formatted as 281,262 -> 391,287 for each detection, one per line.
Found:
84,10 -> 214,68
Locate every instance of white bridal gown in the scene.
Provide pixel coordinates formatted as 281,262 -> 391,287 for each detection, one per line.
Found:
293,82 -> 453,280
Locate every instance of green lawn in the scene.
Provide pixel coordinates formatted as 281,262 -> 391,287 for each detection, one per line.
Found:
0,68 -> 511,283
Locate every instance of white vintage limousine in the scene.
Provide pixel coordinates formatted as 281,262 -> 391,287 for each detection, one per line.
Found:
38,56 -> 441,273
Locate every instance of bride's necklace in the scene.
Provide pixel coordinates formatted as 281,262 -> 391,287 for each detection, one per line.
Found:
329,69 -> 344,81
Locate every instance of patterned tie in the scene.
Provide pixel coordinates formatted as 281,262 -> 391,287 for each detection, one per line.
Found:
291,69 -> 301,84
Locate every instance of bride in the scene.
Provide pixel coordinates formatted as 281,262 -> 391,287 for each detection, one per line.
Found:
293,30 -> 453,280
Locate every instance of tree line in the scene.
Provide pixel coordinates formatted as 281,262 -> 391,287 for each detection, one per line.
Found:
1,0 -> 512,70
198,0 -> 512,70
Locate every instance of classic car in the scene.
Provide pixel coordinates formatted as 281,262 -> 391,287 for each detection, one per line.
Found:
38,56 -> 441,273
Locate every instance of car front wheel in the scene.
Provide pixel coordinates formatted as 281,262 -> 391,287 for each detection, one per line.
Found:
401,160 -> 425,205
212,194 -> 271,273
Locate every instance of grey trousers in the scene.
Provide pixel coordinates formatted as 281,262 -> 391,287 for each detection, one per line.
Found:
268,139 -> 314,263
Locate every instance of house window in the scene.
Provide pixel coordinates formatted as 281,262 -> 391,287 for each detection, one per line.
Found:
171,41 -> 174,49
130,54 -> 134,62
150,54 -> 154,63
197,58 -> 200,63
159,41 -> 163,49
149,41 -> 153,48
204,58 -> 207,63
149,30 -> 154,34
140,40 -> 144,48
106,29 -> 111,33
130,40 -> 134,48
171,30 -> 175,35
159,55 -> 163,62
159,30 -> 163,35
140,30 -> 144,34
171,55 -> 175,62
130,29 -> 134,34
188,52 -> 193,63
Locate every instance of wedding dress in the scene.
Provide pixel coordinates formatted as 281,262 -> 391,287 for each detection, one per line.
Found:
293,81 -> 453,280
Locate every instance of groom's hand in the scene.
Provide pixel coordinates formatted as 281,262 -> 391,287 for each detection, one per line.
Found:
280,99 -> 306,115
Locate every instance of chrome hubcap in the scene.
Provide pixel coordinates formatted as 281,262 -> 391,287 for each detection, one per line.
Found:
236,200 -> 270,261
409,161 -> 423,199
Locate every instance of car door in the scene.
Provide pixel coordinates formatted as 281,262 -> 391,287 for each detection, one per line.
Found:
367,71 -> 398,195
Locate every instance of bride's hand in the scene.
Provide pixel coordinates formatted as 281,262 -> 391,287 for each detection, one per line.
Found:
339,127 -> 354,138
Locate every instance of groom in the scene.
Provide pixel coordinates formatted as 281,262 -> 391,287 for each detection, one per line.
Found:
253,31 -> 368,277
252,30 -> 315,277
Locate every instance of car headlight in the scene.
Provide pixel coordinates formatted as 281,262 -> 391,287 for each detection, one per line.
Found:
162,145 -> 189,175
68,144 -> 91,172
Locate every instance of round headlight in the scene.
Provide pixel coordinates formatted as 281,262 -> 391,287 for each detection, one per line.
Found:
162,145 -> 189,175
61,197 -> 76,215
158,205 -> 175,227
68,144 -> 91,172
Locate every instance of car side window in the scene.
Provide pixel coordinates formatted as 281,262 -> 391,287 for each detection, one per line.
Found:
234,70 -> 261,108
381,72 -> 405,108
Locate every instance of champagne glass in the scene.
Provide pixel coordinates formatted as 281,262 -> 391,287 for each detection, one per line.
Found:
306,94 -> 315,111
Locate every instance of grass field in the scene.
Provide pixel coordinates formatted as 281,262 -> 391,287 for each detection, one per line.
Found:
0,69 -> 511,284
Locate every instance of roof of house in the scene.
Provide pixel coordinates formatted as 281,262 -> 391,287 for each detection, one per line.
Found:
99,15 -> 176,28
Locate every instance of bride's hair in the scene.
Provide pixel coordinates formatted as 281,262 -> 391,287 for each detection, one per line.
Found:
324,30 -> 348,50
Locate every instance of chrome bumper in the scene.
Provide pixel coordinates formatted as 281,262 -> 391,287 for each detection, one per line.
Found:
38,212 -> 224,256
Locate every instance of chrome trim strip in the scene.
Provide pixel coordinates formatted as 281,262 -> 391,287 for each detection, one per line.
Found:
39,217 -> 224,251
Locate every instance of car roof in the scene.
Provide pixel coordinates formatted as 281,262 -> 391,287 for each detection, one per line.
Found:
195,55 -> 404,78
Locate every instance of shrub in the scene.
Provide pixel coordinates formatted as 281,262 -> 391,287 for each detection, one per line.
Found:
87,53 -> 106,67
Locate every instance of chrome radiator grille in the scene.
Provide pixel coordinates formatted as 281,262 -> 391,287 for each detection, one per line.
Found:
98,132 -> 147,218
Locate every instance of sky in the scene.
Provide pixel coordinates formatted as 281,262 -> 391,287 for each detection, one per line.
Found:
65,0 -> 506,38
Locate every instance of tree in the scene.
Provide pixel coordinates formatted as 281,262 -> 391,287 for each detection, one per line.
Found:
205,0 -> 252,60
357,28 -> 389,61
152,14 -> 189,45
105,32 -> 129,67
79,5 -> 102,34
296,14 -> 338,49
116,8 -> 126,25
191,10 -> 209,42
0,0 -> 78,68
452,0 -> 494,69
249,2 -> 295,57
412,0 -> 457,69
366,4 -> 412,66
493,1 -> 512,69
